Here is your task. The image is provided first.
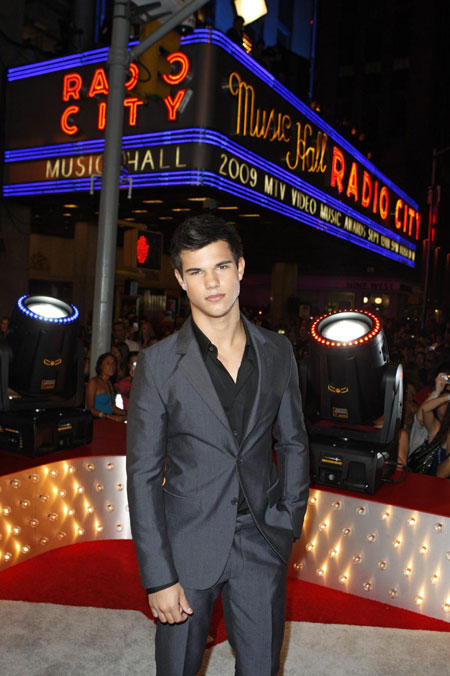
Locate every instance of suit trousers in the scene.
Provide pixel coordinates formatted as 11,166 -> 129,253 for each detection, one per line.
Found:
155,512 -> 288,676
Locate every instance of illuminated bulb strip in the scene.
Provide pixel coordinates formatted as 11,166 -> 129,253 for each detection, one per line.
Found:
311,310 -> 382,348
17,296 -> 79,324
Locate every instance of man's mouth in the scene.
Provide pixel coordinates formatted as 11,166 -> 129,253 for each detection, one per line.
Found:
205,294 -> 225,302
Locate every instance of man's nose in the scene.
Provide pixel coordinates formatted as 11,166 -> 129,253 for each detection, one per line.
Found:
204,270 -> 219,288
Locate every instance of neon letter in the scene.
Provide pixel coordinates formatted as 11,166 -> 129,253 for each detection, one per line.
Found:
88,68 -> 109,97
346,162 -> 359,201
98,101 -> 106,130
61,106 -> 79,135
124,97 -> 144,126
162,52 -> 190,85
361,171 -> 372,208
394,199 -> 403,229
407,207 -> 416,236
415,212 -> 421,240
379,186 -> 389,220
62,73 -> 82,101
163,89 -> 186,121
330,146 -> 345,193
125,63 -> 139,91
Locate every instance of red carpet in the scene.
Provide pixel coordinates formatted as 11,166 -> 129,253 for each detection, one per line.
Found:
0,540 -> 448,646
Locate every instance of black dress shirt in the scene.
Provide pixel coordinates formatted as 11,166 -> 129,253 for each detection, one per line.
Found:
146,319 -> 258,595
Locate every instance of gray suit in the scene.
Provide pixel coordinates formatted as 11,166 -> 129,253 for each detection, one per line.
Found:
126,316 -> 309,674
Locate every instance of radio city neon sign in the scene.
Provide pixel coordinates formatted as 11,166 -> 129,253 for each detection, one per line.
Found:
60,51 -> 190,135
330,146 -> 420,240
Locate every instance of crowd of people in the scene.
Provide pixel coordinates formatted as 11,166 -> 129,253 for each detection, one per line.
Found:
78,307 -> 450,480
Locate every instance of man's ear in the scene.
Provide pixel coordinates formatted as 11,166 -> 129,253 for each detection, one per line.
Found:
237,257 -> 245,281
174,268 -> 187,290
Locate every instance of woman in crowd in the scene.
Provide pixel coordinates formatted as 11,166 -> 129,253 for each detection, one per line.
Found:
111,341 -> 129,381
409,371 -> 450,477
137,319 -> 156,349
116,351 -> 138,411
85,352 -> 125,421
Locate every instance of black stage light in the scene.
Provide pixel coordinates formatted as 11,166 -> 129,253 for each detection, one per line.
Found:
0,295 -> 92,456
301,309 -> 403,494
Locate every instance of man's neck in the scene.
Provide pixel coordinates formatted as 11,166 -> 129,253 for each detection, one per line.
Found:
191,305 -> 244,350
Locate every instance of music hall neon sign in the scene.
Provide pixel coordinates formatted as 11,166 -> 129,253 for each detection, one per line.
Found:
60,51 -> 190,135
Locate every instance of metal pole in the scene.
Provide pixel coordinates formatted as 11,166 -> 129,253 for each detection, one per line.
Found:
130,0 -> 208,61
89,0 -> 210,377
90,0 -> 131,376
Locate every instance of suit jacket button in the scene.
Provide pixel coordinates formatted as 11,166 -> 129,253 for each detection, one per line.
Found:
231,497 -> 238,505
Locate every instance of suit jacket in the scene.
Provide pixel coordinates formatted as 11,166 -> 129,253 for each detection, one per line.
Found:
126,316 -> 310,590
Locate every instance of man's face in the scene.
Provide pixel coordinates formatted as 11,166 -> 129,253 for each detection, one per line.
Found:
112,322 -> 126,342
174,240 -> 244,321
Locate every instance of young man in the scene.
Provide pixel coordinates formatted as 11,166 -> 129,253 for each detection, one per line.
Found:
126,214 -> 310,676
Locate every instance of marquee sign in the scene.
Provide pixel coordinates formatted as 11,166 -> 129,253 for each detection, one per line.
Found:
3,29 -> 420,266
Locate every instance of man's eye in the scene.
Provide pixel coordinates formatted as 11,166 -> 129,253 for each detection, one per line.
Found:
218,264 -> 229,270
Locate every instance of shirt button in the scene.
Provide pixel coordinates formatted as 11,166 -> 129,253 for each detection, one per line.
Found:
233,430 -> 238,437
208,345 -> 214,352
231,497 -> 238,505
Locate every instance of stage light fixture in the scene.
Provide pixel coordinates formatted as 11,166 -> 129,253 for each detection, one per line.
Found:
301,309 -> 403,494
0,295 -> 92,456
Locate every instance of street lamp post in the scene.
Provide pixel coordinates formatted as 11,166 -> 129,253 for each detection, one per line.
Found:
89,0 -> 209,376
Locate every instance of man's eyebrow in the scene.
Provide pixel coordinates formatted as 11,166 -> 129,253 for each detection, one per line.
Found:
184,259 -> 233,273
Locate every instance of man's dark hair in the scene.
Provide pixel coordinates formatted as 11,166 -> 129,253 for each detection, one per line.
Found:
169,214 -> 243,274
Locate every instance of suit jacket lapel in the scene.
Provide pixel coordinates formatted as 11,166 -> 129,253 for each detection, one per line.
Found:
176,319 -> 231,433
241,316 -> 270,445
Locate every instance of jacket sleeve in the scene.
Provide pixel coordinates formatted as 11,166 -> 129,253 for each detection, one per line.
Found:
126,350 -> 178,589
272,341 -> 310,539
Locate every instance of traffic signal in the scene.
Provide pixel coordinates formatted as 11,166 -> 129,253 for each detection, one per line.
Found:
123,229 -> 162,270
135,20 -> 181,100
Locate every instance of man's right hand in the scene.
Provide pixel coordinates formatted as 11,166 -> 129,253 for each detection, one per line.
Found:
148,582 -> 193,624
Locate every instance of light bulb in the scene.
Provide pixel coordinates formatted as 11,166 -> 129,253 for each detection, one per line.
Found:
403,567 -> 412,576
77,486 -> 85,494
434,523 -> 444,533
116,484 -> 124,492
431,574 -> 440,584
357,506 -> 366,515
96,524 -> 103,533
96,484 -> 104,492
415,595 -> 424,606
381,511 -> 390,520
28,473 -> 39,482
407,516 -> 416,526
445,551 -> 450,561
3,552 -> 12,561
29,519 -> 39,528
21,545 -> 30,554
39,537 -> 48,545
10,479 -> 21,488
389,588 -> 398,599
20,500 -> 30,508
59,489 -> 67,497
393,539 -> 401,549
106,462 -> 115,470
309,496 -> 317,505
87,506 -> 94,514
2,506 -> 11,516
77,527 -> 85,536
363,582 -> 372,591
339,575 -> 348,584
116,524 -> 123,532
49,469 -> 58,478
56,531 -> 66,539
328,548 -> 338,558
39,494 -> 49,502
293,562 -> 303,570
419,545 -> 427,555
106,503 -> 114,512
342,527 -> 352,536
352,555 -> 362,564
366,533 -> 376,542
306,543 -> 315,552
47,513 -> 58,521
316,568 -> 325,576
85,463 -> 95,471
442,603 -> 450,613
332,501 -> 341,510
68,465 -> 76,473
319,522 -> 327,532
11,526 -> 21,535
378,561 -> 387,570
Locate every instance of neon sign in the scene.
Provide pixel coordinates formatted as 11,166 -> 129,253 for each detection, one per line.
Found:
59,54 -> 189,134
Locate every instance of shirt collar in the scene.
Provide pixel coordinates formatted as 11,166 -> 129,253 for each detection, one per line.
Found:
191,317 -> 253,361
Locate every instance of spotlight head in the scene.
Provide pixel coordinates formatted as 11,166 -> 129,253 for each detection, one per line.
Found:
309,309 -> 389,426
1,295 -> 83,410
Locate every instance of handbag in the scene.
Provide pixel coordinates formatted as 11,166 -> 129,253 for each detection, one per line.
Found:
407,439 -> 437,475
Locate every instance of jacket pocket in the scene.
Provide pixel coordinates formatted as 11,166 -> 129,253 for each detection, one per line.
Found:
266,477 -> 282,507
163,486 -> 200,517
